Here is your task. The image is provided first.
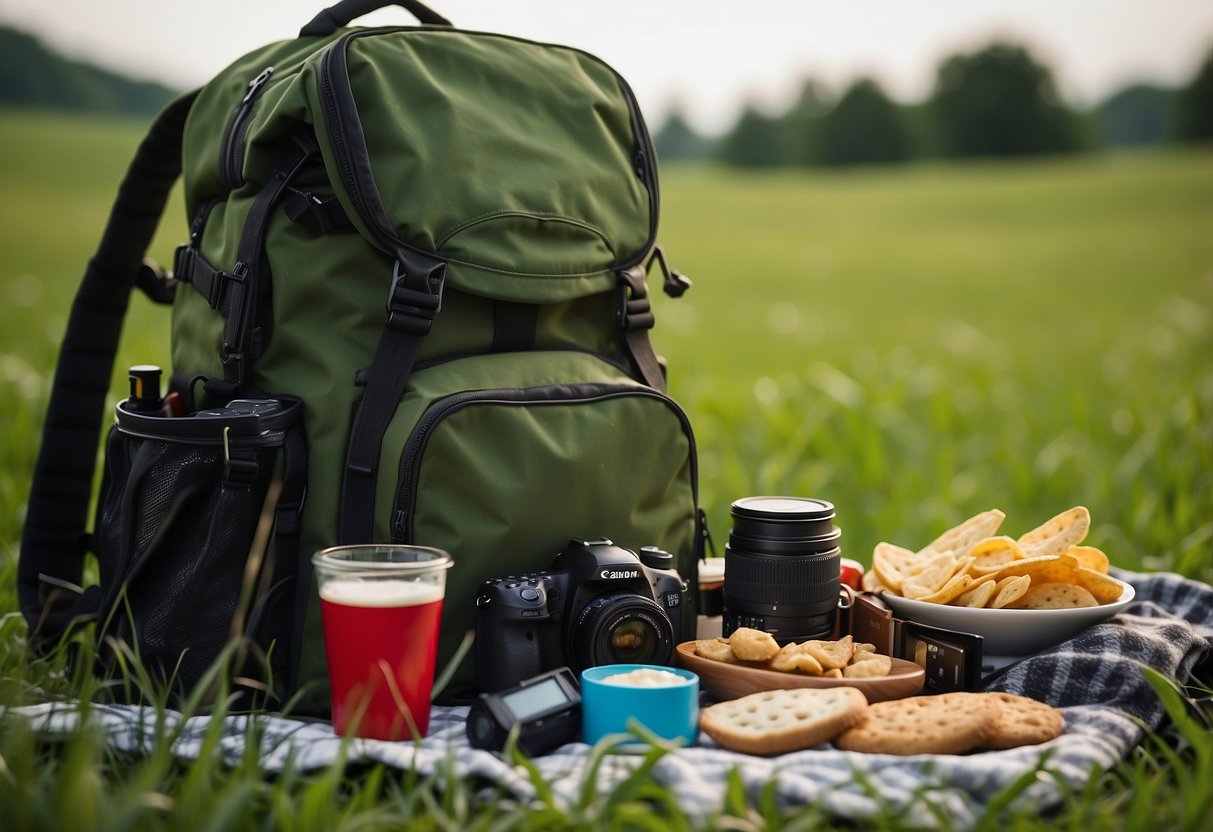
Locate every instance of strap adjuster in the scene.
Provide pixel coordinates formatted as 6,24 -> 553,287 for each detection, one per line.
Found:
386,259 -> 445,335
618,265 -> 655,332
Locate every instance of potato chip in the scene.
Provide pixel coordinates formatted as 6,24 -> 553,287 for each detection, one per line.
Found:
900,552 -> 966,599
1017,506 -> 1090,557
985,553 -> 1081,586
872,542 -> 921,592
914,569 -> 977,605
870,505 -> 1118,610
1072,566 -> 1125,604
1011,582 -> 1098,609
918,509 -> 1006,558
1066,545 -> 1110,574
823,668 -> 844,679
989,574 -> 1031,608
952,577 -> 998,608
968,536 -> 1025,572
861,569 -> 888,594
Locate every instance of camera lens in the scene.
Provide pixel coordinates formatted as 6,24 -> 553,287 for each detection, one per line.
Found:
568,591 -> 674,670
723,496 -> 842,642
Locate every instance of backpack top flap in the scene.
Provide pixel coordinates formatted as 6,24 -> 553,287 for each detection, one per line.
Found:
182,26 -> 658,304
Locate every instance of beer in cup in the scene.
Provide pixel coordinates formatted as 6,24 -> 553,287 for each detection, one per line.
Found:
312,545 -> 453,740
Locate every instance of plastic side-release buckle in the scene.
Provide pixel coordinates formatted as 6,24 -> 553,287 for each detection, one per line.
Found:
617,265 -> 655,332
386,258 -> 446,335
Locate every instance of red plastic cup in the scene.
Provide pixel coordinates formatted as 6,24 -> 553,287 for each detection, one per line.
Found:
312,545 -> 453,740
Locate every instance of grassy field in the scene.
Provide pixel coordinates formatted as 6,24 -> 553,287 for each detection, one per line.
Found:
0,109 -> 1211,829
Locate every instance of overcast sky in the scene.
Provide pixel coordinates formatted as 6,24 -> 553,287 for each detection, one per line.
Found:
2,0 -> 1211,134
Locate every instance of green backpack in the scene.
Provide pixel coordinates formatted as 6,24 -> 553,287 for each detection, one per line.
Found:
19,0 -> 702,708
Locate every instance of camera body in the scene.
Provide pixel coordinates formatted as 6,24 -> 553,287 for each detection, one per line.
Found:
475,538 -> 686,692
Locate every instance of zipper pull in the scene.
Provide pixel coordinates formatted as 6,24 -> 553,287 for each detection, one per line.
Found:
242,66 -> 275,104
648,245 -> 692,298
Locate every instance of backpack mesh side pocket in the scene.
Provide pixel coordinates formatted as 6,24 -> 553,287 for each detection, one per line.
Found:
92,398 -> 306,706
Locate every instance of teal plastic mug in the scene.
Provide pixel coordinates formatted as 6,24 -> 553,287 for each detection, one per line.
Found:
580,664 -> 699,745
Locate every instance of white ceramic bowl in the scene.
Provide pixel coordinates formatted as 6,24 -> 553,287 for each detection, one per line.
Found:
879,577 -> 1135,657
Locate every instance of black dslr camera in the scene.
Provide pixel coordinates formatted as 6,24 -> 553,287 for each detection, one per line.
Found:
474,538 -> 687,692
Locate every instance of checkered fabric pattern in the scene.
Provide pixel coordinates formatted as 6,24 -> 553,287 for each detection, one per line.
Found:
13,568 -> 1211,828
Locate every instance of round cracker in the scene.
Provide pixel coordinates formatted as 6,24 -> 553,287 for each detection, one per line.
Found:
835,691 -> 1002,755
982,692 -> 1064,749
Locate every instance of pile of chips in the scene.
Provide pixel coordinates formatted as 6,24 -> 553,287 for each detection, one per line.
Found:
861,506 -> 1124,609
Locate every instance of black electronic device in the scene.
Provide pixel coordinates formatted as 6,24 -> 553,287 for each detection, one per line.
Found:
896,620 -> 985,693
474,538 -> 687,692
466,666 -> 582,757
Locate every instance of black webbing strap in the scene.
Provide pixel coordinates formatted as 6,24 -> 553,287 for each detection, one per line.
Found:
618,264 -> 667,392
337,255 -> 446,544
491,300 -> 539,353
18,90 -> 199,648
276,417 -> 310,694
219,134 -> 320,391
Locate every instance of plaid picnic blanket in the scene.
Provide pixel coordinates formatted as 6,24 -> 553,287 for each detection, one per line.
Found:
12,568 -> 1212,828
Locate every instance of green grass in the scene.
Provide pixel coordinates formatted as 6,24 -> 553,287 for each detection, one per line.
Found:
1,109 -> 1211,829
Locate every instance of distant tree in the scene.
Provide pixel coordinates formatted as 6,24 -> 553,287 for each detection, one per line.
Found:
719,104 -> 799,168
1173,45 -> 1213,142
813,78 -> 912,166
928,41 -> 1083,157
0,26 -> 177,114
1094,84 -> 1174,147
782,79 -> 832,165
652,109 -> 715,164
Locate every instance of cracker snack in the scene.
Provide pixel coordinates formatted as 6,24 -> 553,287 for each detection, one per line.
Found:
834,691 -> 1002,755
700,687 -> 869,755
692,632 -> 892,678
862,506 -> 1124,610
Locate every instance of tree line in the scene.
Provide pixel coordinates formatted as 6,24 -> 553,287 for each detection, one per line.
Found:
0,26 -> 178,116
656,40 -> 1213,167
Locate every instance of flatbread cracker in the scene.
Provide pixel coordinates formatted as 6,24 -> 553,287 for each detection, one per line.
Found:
701,687 -> 869,756
982,692 -> 1064,749
835,691 -> 1002,755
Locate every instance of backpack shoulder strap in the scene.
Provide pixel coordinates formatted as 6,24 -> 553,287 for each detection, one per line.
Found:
18,90 -> 198,649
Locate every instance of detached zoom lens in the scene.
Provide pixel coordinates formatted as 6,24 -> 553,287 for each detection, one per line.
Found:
569,592 -> 674,669
723,496 -> 841,642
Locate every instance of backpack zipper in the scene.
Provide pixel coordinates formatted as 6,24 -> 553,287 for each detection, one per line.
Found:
610,73 -> 660,270
220,65 -> 274,190
389,382 -> 700,543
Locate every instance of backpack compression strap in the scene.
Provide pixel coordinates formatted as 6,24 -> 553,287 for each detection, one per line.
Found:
17,91 -> 198,649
